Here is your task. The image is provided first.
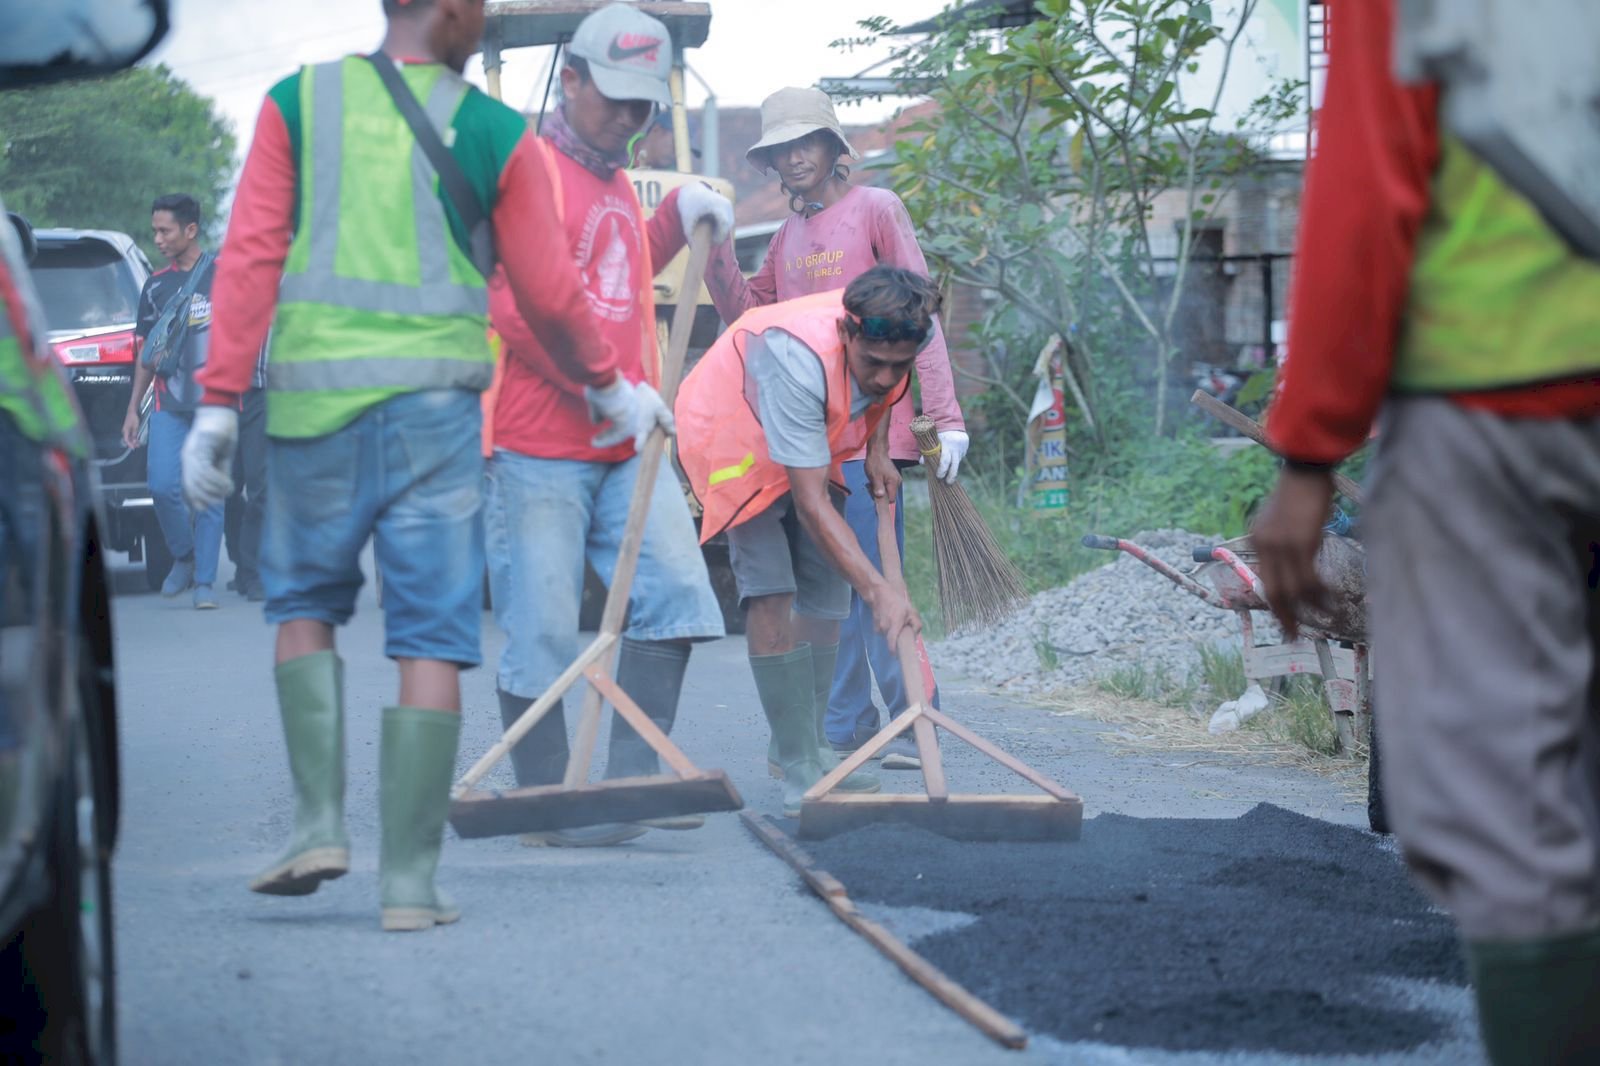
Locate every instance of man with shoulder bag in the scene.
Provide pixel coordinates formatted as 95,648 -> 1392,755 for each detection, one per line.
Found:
123,193 -> 227,609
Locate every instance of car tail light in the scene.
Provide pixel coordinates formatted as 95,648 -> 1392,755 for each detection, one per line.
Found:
54,330 -> 137,365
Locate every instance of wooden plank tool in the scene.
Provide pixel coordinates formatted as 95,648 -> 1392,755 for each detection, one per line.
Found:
797,495 -> 1083,842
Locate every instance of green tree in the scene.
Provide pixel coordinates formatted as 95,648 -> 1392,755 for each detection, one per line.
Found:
0,64 -> 236,258
850,0 -> 1300,454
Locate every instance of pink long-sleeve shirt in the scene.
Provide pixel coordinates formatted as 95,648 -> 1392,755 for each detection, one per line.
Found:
705,184 -> 964,462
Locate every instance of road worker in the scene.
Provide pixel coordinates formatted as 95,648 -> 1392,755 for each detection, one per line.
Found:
179,0 -> 664,931
704,86 -> 966,775
1253,0 -> 1600,1059
676,265 -> 939,815
482,3 -> 734,847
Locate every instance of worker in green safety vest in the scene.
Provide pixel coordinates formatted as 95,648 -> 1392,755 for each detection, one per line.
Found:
182,0 -> 669,933
1253,2 -> 1600,1062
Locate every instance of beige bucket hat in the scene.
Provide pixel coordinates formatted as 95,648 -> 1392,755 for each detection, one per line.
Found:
745,87 -> 860,170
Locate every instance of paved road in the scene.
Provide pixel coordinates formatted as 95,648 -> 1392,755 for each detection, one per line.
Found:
108,559 -> 1479,1065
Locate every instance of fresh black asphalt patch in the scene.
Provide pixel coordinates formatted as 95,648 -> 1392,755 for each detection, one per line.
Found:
797,803 -> 1467,1055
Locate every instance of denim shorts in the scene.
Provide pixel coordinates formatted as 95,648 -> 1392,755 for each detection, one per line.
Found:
484,449 -> 725,698
724,490 -> 851,620
262,389 -> 485,667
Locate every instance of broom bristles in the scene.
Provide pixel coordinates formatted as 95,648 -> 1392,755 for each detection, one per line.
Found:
910,416 -> 1030,632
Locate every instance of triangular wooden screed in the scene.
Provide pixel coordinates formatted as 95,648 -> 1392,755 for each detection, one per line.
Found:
798,499 -> 1083,842
449,226 -> 743,839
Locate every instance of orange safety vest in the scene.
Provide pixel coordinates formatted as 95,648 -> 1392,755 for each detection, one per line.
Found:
676,289 -> 907,543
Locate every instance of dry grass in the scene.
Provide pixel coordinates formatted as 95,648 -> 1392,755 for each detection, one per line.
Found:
1035,683 -> 1369,802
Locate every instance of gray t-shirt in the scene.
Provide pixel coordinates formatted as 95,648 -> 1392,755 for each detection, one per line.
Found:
745,327 -> 872,468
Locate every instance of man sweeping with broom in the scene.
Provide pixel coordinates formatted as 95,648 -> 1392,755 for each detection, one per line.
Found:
676,265 -> 939,815
180,0 -> 661,930
703,87 -> 968,773
482,4 -> 735,847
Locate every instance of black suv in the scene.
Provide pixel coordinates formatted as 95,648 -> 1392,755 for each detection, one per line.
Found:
30,229 -> 174,590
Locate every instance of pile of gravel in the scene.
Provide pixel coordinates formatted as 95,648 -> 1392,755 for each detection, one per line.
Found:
934,528 -> 1274,694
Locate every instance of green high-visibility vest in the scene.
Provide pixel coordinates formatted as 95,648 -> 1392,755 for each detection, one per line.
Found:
0,302 -> 86,454
1395,134 -> 1600,392
268,57 -> 493,438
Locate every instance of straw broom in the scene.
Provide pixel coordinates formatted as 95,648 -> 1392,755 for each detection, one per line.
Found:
909,415 -> 1029,632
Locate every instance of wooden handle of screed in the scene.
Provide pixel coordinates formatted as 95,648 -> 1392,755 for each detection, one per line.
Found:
875,494 -> 947,801
1189,390 -> 1364,505
562,222 -> 715,788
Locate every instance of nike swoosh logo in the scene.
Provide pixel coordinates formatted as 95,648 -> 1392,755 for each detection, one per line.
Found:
608,41 -> 658,61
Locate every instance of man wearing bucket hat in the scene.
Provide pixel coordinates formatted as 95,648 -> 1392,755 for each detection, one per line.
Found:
704,86 -> 967,776
482,3 -> 736,847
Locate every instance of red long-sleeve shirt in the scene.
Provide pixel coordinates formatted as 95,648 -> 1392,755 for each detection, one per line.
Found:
200,60 -> 617,409
489,159 -> 687,462
1267,0 -> 1600,465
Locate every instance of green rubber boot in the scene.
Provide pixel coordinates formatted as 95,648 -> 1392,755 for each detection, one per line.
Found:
1466,928 -> 1600,1065
808,643 -> 879,795
379,706 -> 462,932
250,651 -> 350,896
751,647 -> 824,817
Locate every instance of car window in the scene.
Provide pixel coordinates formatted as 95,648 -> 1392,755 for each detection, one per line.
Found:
30,241 -> 139,332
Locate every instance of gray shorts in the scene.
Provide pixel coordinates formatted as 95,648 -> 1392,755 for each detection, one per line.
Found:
725,491 -> 851,620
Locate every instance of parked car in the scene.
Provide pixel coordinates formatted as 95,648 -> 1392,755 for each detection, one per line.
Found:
29,228 -> 172,590
0,5 -> 170,1062
0,209 -> 121,1066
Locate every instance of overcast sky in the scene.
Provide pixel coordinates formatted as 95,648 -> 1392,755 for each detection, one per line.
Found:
149,0 -> 948,162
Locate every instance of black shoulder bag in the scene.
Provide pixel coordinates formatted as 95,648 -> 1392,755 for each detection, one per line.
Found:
365,52 -> 497,279
140,250 -> 215,378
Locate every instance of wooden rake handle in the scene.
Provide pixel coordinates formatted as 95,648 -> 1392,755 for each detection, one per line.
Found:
562,221 -> 716,788
875,494 -> 947,800
1189,390 -> 1364,504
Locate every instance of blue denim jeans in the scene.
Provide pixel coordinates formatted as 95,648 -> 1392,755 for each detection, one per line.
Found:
484,449 -> 724,698
261,389 -> 485,666
147,407 -> 224,586
825,460 -> 940,745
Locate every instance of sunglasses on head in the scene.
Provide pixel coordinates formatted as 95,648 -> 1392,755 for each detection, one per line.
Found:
849,314 -> 929,346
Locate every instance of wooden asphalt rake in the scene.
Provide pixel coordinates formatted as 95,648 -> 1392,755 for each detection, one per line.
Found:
797,494 -> 1084,842
449,222 -> 744,838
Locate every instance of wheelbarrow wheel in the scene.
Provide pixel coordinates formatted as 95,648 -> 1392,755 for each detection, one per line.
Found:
1367,709 -> 1390,835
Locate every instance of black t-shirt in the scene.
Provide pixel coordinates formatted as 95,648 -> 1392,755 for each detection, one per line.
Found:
136,257 -> 216,413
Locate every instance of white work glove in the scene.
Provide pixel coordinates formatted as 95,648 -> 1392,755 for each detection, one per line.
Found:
930,429 -> 970,484
677,182 -> 734,244
584,377 -> 676,452
180,405 -> 238,511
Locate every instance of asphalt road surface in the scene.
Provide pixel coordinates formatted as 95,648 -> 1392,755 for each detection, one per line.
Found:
109,557 -> 1482,1065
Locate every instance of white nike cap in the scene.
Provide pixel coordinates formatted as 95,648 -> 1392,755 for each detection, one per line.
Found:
567,4 -> 674,108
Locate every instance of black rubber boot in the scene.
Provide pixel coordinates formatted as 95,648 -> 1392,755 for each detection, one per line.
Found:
609,639 -> 702,830
498,689 -> 646,848
497,689 -> 569,788
607,639 -> 690,779
1466,928 -> 1600,1065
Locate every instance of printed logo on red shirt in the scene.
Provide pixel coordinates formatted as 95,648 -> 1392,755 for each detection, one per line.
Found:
575,194 -> 641,323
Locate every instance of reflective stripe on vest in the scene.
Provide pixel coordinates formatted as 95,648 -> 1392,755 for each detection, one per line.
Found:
1395,134 -> 1600,392
276,60 -> 486,322
267,57 -> 493,437
708,452 -> 756,486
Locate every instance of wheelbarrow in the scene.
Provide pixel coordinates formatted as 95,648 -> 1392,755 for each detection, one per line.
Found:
1080,531 -> 1372,755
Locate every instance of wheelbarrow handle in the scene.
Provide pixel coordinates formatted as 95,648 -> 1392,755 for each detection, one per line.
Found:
1193,546 -> 1217,563
1081,534 -> 1121,551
